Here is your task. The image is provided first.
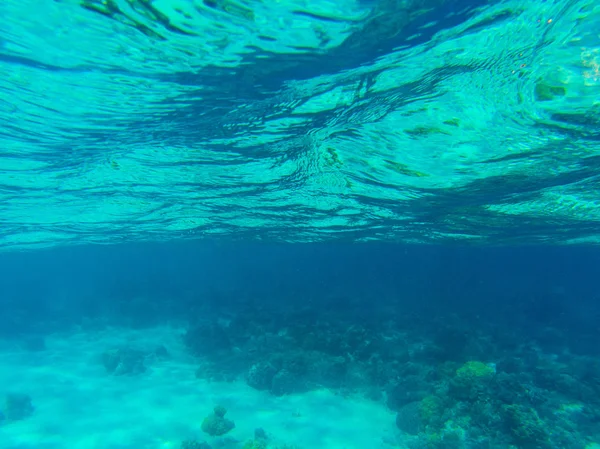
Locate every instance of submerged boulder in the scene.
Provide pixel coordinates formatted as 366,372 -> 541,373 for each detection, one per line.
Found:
201,406 -> 235,437
246,362 -> 277,391
271,369 -> 300,396
181,441 -> 211,449
101,348 -> 146,375
4,393 -> 34,421
395,401 -> 422,435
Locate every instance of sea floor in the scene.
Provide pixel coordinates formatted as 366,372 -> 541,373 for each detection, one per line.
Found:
0,326 -> 398,449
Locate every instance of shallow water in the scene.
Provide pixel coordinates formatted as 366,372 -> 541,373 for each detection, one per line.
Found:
2,2 -> 600,449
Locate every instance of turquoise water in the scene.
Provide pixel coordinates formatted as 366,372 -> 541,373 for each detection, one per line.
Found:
1,0 -> 599,249
2,3 -> 600,447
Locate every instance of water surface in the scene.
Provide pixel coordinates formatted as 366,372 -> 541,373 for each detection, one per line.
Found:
1,0 -> 599,248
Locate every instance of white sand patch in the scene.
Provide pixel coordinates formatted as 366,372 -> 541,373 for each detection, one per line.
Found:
0,326 -> 399,449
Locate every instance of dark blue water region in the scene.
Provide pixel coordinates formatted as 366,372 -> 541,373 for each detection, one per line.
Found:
0,241 -> 598,341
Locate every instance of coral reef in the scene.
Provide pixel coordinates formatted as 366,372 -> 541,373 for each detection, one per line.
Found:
201,406 -> 235,437
183,302 -> 600,449
450,361 -> 496,400
419,395 -> 447,430
502,404 -> 550,449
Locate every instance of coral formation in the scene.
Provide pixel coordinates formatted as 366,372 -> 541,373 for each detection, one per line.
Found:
502,404 -> 550,448
201,406 -> 235,437
101,348 -> 146,375
450,361 -> 495,400
242,439 -> 267,449
419,395 -> 446,430
181,441 -> 211,449
254,427 -> 267,440
246,362 -> 278,391
395,401 -> 422,435
183,301 -> 600,449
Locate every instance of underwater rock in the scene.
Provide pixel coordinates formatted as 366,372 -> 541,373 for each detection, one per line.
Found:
101,348 -> 146,375
246,362 -> 277,391
395,401 -> 422,435
254,427 -> 267,440
181,441 -> 211,449
4,393 -> 34,421
271,369 -> 299,396
280,352 -> 310,377
201,405 -> 235,437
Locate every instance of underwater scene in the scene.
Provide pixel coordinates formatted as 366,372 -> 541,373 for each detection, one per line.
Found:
1,0 -> 600,448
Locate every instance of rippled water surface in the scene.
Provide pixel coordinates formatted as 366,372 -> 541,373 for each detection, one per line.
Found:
1,0 -> 599,248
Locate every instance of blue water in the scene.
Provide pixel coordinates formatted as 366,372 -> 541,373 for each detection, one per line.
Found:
1,0 -> 600,448
1,0 -> 599,247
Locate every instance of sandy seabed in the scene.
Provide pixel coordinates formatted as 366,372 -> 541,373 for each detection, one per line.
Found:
0,326 -> 398,449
